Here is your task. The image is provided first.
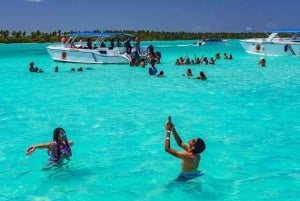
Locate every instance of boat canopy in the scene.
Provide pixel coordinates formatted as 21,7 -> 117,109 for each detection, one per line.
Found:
68,32 -> 134,38
66,32 -> 135,44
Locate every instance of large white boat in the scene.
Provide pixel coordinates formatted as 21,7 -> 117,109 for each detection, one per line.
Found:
46,32 -> 160,64
240,28 -> 300,56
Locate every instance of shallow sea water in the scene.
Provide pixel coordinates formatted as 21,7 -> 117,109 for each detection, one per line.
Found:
0,40 -> 299,201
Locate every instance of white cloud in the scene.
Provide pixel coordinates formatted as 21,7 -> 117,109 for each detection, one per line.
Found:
26,0 -> 45,2
245,27 -> 253,31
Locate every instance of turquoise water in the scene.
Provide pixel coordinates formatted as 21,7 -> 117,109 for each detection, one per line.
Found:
0,40 -> 299,201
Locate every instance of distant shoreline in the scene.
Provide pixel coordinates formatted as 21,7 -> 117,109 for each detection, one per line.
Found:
0,30 -> 290,43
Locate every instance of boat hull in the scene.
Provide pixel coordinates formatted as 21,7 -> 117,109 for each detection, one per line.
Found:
240,39 -> 300,56
195,39 -> 228,46
47,46 -> 131,64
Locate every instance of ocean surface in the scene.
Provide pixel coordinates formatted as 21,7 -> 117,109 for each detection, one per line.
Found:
0,40 -> 299,201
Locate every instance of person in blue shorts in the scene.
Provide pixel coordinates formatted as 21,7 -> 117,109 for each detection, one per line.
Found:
164,117 -> 206,181
26,127 -> 74,168
149,62 -> 158,75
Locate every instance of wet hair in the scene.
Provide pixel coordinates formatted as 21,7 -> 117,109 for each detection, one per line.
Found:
53,127 -> 72,161
193,138 -> 206,154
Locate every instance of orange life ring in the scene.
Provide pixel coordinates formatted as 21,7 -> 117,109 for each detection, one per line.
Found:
255,44 -> 261,51
61,51 -> 67,59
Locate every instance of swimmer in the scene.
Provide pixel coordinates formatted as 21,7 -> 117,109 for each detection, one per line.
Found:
183,68 -> 193,77
26,127 -> 74,168
164,116 -> 206,181
157,70 -> 164,77
259,57 -> 266,67
195,71 -> 207,80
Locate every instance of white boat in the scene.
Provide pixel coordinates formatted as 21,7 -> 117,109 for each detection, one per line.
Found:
46,32 -> 160,64
240,28 -> 300,56
195,38 -> 228,46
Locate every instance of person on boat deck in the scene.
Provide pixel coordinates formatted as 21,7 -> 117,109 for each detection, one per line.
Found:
100,42 -> 106,48
110,39 -> 115,49
131,36 -> 141,59
147,45 -> 154,54
116,39 -> 122,47
26,127 -> 74,166
124,38 -> 132,54
87,38 -> 92,49
164,117 -> 206,181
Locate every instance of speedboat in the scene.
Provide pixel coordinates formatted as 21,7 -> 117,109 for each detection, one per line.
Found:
195,38 -> 228,46
239,28 -> 300,56
46,32 -> 160,64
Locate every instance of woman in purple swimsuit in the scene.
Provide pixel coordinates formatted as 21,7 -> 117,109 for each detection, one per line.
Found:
26,127 -> 74,167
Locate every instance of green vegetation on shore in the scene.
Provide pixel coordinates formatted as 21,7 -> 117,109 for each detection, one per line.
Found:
0,29 -> 288,43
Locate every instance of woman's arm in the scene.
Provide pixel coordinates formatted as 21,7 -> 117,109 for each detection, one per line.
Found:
26,143 -> 51,155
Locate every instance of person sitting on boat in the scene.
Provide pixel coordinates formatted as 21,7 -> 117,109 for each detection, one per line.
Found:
26,127 -> 74,168
87,39 -> 92,49
100,42 -> 106,48
116,39 -> 122,47
110,39 -> 115,49
124,38 -> 132,54
131,37 -> 141,59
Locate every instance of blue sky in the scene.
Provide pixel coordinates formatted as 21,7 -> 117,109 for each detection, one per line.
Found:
1,0 -> 300,33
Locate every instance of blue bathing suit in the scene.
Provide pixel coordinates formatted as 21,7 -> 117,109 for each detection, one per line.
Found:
176,170 -> 204,181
